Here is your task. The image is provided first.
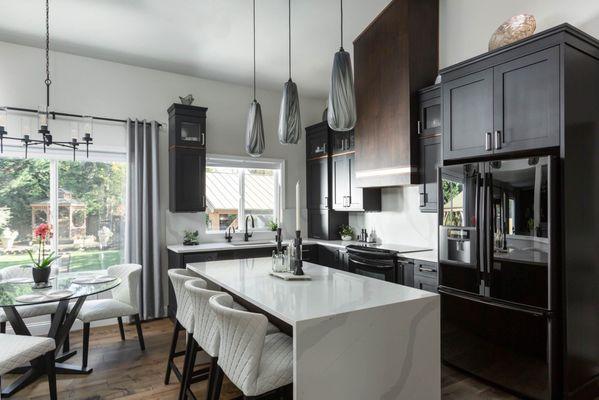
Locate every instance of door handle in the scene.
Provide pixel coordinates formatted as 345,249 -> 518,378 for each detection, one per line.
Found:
485,132 -> 492,151
324,196 -> 328,208
418,267 -> 436,273
417,120 -> 422,134
494,130 -> 501,150
201,132 -> 206,146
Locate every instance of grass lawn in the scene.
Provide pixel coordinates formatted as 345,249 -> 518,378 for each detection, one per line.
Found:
0,249 -> 123,272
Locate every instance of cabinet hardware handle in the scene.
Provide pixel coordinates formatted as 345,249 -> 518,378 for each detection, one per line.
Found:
201,132 -> 205,147
485,132 -> 492,151
417,120 -> 422,134
419,267 -> 436,273
494,130 -> 501,150
203,195 -> 206,208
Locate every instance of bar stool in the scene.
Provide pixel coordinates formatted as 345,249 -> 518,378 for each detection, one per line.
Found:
165,268 -> 199,385
209,293 -> 293,400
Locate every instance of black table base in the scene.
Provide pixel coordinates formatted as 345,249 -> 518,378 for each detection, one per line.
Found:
1,295 -> 90,398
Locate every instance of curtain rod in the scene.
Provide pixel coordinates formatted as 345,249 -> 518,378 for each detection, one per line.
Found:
6,106 -> 163,127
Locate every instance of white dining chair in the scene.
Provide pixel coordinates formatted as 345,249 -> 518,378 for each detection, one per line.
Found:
69,263 -> 144,369
209,293 -> 293,400
0,265 -> 59,334
165,268 -> 199,385
0,333 -> 57,400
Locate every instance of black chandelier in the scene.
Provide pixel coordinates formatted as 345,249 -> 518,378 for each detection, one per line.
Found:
0,0 -> 93,161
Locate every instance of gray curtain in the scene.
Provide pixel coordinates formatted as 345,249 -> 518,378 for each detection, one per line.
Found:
126,119 -> 163,320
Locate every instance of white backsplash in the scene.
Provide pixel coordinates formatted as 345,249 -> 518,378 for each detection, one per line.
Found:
349,186 -> 438,249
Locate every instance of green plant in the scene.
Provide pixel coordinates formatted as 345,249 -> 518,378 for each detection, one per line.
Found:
27,223 -> 59,269
339,225 -> 354,238
183,230 -> 199,244
267,220 -> 279,231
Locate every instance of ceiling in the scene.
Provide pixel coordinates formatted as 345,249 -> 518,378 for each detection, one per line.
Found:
0,0 -> 393,99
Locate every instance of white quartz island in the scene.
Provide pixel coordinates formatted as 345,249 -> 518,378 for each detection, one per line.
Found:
187,258 -> 440,400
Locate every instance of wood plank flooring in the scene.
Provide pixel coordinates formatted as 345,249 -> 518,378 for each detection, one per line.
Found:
4,318 -> 518,400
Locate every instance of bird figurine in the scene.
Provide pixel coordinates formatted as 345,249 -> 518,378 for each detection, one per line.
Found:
179,94 -> 194,105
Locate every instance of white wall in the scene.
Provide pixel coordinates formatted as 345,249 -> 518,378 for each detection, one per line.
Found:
439,0 -> 599,68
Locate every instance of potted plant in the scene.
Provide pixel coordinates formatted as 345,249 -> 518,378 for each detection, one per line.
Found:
183,230 -> 199,246
339,225 -> 354,241
28,223 -> 59,287
267,220 -> 279,232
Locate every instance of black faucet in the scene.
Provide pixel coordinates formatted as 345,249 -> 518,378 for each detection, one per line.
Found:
225,226 -> 235,242
244,215 -> 255,241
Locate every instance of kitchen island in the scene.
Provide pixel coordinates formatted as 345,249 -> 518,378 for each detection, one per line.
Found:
187,258 -> 440,400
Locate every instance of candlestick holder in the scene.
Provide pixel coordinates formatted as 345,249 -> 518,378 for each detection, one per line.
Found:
293,230 -> 304,276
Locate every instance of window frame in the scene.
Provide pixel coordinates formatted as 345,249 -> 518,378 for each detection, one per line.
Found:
205,154 -> 285,234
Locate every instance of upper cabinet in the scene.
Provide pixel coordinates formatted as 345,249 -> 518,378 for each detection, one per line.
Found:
353,0 -> 439,187
442,36 -> 562,161
418,85 -> 442,213
168,104 -> 208,213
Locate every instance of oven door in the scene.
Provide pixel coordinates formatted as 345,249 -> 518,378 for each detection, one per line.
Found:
348,255 -> 397,283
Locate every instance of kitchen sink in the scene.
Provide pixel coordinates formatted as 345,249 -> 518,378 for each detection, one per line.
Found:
228,241 -> 275,246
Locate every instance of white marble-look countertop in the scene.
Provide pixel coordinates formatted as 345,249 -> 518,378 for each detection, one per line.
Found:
187,258 -> 436,325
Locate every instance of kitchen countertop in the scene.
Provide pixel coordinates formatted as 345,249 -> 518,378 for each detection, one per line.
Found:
168,239 -> 436,260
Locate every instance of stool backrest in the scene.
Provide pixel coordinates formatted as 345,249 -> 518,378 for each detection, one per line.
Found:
107,263 -> 142,311
209,293 -> 268,395
185,279 -> 233,357
167,268 -> 198,332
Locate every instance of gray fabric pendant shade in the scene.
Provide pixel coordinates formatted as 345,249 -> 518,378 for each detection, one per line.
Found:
278,0 -> 302,145
327,0 -> 357,132
245,0 -> 266,157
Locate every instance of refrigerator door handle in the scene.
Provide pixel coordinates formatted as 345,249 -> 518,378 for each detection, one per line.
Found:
484,171 -> 493,293
475,171 -> 485,295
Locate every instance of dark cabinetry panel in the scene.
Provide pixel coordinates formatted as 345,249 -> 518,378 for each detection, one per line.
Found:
332,153 -> 381,211
414,261 -> 438,293
306,158 -> 329,209
168,104 -> 208,212
418,85 -> 442,213
493,47 -> 560,154
307,209 -> 348,241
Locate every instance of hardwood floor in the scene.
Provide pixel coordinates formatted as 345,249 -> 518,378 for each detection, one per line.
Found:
5,318 -> 518,400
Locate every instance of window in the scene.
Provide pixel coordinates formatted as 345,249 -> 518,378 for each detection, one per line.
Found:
0,158 -> 126,272
205,155 -> 283,233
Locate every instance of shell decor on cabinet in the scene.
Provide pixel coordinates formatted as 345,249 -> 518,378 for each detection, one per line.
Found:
489,14 -> 536,51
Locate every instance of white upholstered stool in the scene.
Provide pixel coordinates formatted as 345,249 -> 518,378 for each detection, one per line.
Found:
165,268 -> 200,385
0,334 -> 57,400
69,263 -> 144,369
209,293 -> 293,400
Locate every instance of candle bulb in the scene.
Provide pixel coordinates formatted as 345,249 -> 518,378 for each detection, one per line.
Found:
295,180 -> 300,231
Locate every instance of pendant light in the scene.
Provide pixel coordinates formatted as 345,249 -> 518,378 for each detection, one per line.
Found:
245,0 -> 265,158
327,0 -> 357,132
277,0 -> 302,145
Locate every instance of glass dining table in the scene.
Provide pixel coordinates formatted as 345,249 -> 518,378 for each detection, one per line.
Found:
0,272 -> 121,397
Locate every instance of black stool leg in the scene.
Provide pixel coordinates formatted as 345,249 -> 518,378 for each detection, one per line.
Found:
179,334 -> 197,400
0,321 -> 5,334
211,365 -> 224,400
117,317 -> 126,340
165,320 -> 182,385
133,314 -> 145,351
82,322 -> 90,369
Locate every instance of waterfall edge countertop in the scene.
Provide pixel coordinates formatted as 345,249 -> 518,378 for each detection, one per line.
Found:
186,258 -> 440,400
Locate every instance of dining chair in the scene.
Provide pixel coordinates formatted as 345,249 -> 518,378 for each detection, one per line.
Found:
70,263 -> 144,369
165,268 -> 199,385
0,333 -> 57,400
209,293 -> 293,400
0,265 -> 59,334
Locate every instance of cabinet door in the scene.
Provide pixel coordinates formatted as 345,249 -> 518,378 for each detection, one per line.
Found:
419,135 -> 441,212
332,155 -> 349,210
419,97 -> 442,136
307,209 -> 327,239
346,153 -> 364,210
493,47 -> 560,154
306,128 -> 329,159
169,148 -> 206,212
443,69 -> 494,160
307,158 -> 329,209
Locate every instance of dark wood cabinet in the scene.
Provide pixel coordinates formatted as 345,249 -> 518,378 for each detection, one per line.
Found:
353,0 -> 438,187
493,46 -> 560,154
418,85 -> 442,213
306,158 -> 329,209
332,152 -> 381,211
442,42 -> 561,161
168,104 -> 208,212
442,69 -> 494,161
307,209 -> 347,240
414,260 -> 438,293
306,123 -> 330,159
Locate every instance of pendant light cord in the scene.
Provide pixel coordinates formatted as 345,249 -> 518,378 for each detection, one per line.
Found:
288,0 -> 291,80
340,0 -> 344,50
45,0 -> 51,109
253,0 -> 256,101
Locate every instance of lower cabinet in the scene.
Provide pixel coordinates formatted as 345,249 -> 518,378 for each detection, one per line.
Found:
414,260 -> 438,293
